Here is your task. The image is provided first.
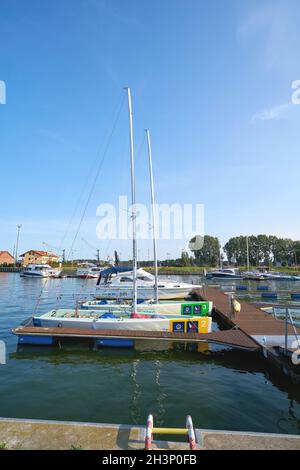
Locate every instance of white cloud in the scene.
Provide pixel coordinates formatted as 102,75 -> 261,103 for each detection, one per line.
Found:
251,103 -> 290,122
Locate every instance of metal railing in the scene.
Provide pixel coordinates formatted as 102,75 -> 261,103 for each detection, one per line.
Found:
272,306 -> 300,354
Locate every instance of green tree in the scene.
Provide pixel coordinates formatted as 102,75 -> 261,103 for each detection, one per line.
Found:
293,241 -> 300,266
181,250 -> 192,267
189,235 -> 220,266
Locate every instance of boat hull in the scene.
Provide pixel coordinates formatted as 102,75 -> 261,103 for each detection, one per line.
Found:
206,273 -> 243,279
94,286 -> 199,300
81,300 -> 212,316
33,309 -> 212,333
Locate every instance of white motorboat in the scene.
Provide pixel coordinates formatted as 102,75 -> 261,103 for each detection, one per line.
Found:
260,271 -> 300,281
241,271 -> 266,281
21,264 -> 62,278
95,266 -> 200,300
76,263 -> 106,279
81,299 -> 213,316
206,268 -> 243,280
32,308 -> 212,333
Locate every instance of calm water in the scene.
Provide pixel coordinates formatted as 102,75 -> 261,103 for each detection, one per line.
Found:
0,273 -> 300,434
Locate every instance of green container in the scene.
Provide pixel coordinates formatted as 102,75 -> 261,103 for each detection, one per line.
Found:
181,301 -> 211,316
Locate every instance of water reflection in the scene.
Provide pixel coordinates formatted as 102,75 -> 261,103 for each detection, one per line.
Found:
1,274 -> 300,434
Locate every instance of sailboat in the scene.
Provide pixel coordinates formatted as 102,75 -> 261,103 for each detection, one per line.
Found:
29,88 -> 211,335
94,129 -> 202,301
93,265 -> 201,300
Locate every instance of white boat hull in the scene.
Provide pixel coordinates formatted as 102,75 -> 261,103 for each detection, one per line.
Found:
33,309 -> 212,333
81,300 -> 212,316
94,285 -> 199,300
21,271 -> 61,278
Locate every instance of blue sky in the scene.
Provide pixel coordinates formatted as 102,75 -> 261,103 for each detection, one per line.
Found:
0,0 -> 300,261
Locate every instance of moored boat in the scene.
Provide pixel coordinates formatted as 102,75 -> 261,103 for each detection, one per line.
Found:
76,263 -> 106,279
21,264 -> 62,278
32,308 -> 212,333
81,299 -> 212,316
95,266 -> 201,300
206,268 -> 243,280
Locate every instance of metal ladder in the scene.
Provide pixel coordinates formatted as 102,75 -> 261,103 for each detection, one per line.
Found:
145,414 -> 196,450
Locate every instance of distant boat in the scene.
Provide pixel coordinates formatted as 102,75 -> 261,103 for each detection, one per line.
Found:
260,271 -> 300,281
76,263 -> 107,279
21,264 -> 61,278
241,271 -> 266,281
206,268 -> 243,279
95,266 -> 200,300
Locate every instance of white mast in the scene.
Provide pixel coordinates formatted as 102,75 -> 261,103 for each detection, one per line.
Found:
125,87 -> 137,313
246,235 -> 250,271
145,129 -> 158,303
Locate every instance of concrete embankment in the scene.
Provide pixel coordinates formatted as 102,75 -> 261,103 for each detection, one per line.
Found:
0,418 -> 300,450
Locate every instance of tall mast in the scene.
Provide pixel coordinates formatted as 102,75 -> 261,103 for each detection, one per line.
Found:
125,87 -> 137,312
246,236 -> 250,271
145,129 -> 158,303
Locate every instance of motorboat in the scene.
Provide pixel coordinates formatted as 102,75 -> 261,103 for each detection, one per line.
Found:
206,268 -> 243,280
21,264 -> 62,278
241,271 -> 266,281
76,263 -> 106,279
32,308 -> 212,333
81,299 -> 213,316
95,266 -> 201,300
261,271 -> 300,281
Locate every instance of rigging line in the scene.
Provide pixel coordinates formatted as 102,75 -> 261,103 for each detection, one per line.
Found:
67,94 -> 126,261
58,92 -> 125,255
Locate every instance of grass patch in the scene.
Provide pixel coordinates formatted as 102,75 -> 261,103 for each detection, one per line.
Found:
0,442 -> 8,450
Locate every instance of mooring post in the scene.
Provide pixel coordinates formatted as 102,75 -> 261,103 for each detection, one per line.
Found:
285,308 -> 288,354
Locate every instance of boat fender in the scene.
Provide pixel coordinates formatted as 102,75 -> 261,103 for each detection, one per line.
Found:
231,298 -> 241,315
130,313 -> 148,319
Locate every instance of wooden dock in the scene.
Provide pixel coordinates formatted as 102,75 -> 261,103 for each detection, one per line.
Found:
195,286 -> 300,338
13,325 -> 259,350
192,286 -> 300,382
12,285 -> 300,382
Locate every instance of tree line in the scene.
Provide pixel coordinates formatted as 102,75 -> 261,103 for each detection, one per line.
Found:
187,235 -> 300,267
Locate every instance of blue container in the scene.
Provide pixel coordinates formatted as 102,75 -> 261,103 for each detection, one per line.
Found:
261,292 -> 277,299
18,335 -> 54,345
96,338 -> 134,348
291,293 -> 300,299
236,285 -> 248,291
257,286 -> 269,291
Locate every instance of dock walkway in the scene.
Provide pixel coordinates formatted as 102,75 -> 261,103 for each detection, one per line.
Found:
197,286 -> 300,340
1,417 -> 300,450
13,325 -> 259,350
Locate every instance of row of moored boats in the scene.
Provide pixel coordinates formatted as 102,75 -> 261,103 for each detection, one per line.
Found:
17,89 -> 213,342
206,268 -> 300,281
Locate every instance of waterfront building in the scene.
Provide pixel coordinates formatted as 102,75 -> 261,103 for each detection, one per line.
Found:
0,251 -> 14,265
20,250 -> 58,266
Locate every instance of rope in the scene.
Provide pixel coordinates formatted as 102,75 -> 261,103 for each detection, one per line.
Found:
67,93 -> 125,261
60,91 -> 126,256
